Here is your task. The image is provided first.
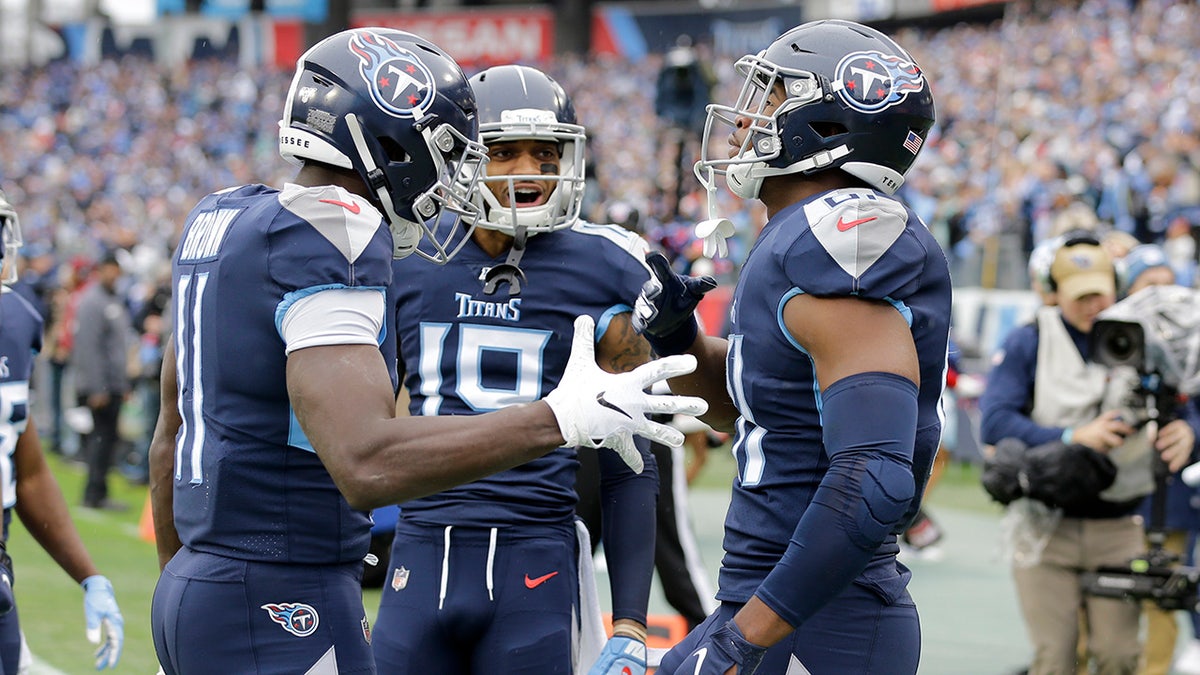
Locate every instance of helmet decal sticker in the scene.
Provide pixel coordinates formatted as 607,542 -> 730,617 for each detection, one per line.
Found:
834,50 -> 926,113
349,30 -> 436,119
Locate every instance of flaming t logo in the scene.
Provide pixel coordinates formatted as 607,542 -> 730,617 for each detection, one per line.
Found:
835,50 -> 926,113
348,30 -> 436,119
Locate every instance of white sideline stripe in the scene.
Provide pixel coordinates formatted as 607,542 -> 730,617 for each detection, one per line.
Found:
28,655 -> 70,674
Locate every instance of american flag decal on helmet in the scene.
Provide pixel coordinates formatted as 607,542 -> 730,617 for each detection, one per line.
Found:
903,131 -> 923,155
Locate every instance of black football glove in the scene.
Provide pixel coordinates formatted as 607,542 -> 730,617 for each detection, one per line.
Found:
632,251 -> 718,356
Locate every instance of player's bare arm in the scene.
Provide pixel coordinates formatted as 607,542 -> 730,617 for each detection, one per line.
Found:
783,295 -> 919,387
670,334 -> 737,432
13,421 -> 99,583
148,339 -> 184,570
288,343 -> 565,510
597,312 -> 652,374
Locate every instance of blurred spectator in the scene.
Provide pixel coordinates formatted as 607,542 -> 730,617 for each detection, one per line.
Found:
70,253 -> 132,510
43,257 -> 91,457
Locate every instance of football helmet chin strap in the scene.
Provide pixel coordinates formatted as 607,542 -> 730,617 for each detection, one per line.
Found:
480,224 -> 529,296
723,144 -> 852,201
345,113 -> 422,260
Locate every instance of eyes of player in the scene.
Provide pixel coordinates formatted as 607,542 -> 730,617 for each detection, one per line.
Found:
487,141 -> 561,167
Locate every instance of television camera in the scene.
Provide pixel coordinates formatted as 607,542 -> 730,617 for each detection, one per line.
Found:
1080,285 -> 1200,610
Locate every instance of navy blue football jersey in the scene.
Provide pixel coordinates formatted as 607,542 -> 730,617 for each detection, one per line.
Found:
391,221 -> 650,526
0,288 -> 43,515
170,183 -> 396,564
716,188 -> 951,602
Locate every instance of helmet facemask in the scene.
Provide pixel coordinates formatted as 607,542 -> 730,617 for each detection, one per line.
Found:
699,54 -> 846,200
471,109 -> 587,237
0,195 -> 22,285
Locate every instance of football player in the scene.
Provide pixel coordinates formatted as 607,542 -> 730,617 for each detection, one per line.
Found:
371,64 -> 657,675
635,20 -> 947,675
147,31 -> 705,675
0,191 -> 124,672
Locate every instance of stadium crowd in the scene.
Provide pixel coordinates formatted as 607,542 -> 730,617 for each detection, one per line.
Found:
0,0 -> 1196,298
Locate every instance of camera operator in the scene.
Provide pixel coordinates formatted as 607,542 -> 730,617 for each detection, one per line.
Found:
981,236 -> 1195,675
1117,244 -> 1200,675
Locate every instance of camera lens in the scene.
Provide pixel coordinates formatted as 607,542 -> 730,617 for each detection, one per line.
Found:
1107,333 -> 1134,361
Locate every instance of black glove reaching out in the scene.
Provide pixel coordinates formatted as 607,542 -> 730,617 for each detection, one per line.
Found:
632,251 -> 718,356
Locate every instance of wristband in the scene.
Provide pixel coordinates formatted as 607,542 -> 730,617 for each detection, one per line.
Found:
612,623 -> 648,642
1061,427 -> 1074,444
646,317 -> 698,357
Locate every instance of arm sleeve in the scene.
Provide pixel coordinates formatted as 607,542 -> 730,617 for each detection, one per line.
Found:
979,326 -> 1062,447
598,436 -> 658,625
755,372 -> 917,628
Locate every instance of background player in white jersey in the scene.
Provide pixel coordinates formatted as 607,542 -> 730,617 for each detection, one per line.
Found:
372,64 -> 656,675
634,20 -> 947,675
0,191 -> 123,672
147,30 -> 704,675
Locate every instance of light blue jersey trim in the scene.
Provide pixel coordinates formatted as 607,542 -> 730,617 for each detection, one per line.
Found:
288,411 -> 316,453
775,288 -> 824,423
597,304 -> 633,343
776,288 -> 808,353
883,296 -> 914,326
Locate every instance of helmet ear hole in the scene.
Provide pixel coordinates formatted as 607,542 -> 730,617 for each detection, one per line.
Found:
378,137 -> 410,164
810,121 -> 848,139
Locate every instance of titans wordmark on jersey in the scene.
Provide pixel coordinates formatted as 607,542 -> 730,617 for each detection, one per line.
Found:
390,221 -> 650,527
716,188 -> 952,602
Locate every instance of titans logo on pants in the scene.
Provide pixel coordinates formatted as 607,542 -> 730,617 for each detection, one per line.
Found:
261,602 -> 321,637
835,50 -> 926,113
349,30 -> 435,119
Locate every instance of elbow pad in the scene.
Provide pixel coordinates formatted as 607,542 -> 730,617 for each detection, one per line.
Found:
820,372 -> 918,547
755,372 -> 918,628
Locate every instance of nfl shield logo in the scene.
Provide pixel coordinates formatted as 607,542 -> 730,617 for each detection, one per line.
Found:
391,566 -> 410,591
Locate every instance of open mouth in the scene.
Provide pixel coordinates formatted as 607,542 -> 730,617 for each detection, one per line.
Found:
510,185 -> 546,207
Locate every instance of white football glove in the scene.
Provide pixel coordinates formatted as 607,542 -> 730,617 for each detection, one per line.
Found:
545,315 -> 708,472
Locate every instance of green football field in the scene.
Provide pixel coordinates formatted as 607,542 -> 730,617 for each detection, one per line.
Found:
9,450 -> 1187,674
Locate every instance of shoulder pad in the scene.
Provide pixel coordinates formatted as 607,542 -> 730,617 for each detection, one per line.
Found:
278,185 -> 383,263
803,189 -> 909,278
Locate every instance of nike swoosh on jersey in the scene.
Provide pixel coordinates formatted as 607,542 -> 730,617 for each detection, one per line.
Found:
836,215 -> 877,231
525,571 -> 559,588
596,392 -> 633,419
319,198 -> 362,215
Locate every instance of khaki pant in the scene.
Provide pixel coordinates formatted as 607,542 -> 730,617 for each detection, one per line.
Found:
1014,515 -> 1144,675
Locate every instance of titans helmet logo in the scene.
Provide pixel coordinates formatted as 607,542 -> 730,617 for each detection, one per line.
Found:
348,30 -> 435,119
834,50 -> 926,114
261,602 -> 320,637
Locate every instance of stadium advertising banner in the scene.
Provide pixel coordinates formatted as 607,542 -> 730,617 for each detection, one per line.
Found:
351,9 -> 555,68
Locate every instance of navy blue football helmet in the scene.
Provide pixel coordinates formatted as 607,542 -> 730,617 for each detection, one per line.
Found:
467,65 -> 587,236
279,28 -> 487,262
698,19 -> 935,198
0,191 -> 22,284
